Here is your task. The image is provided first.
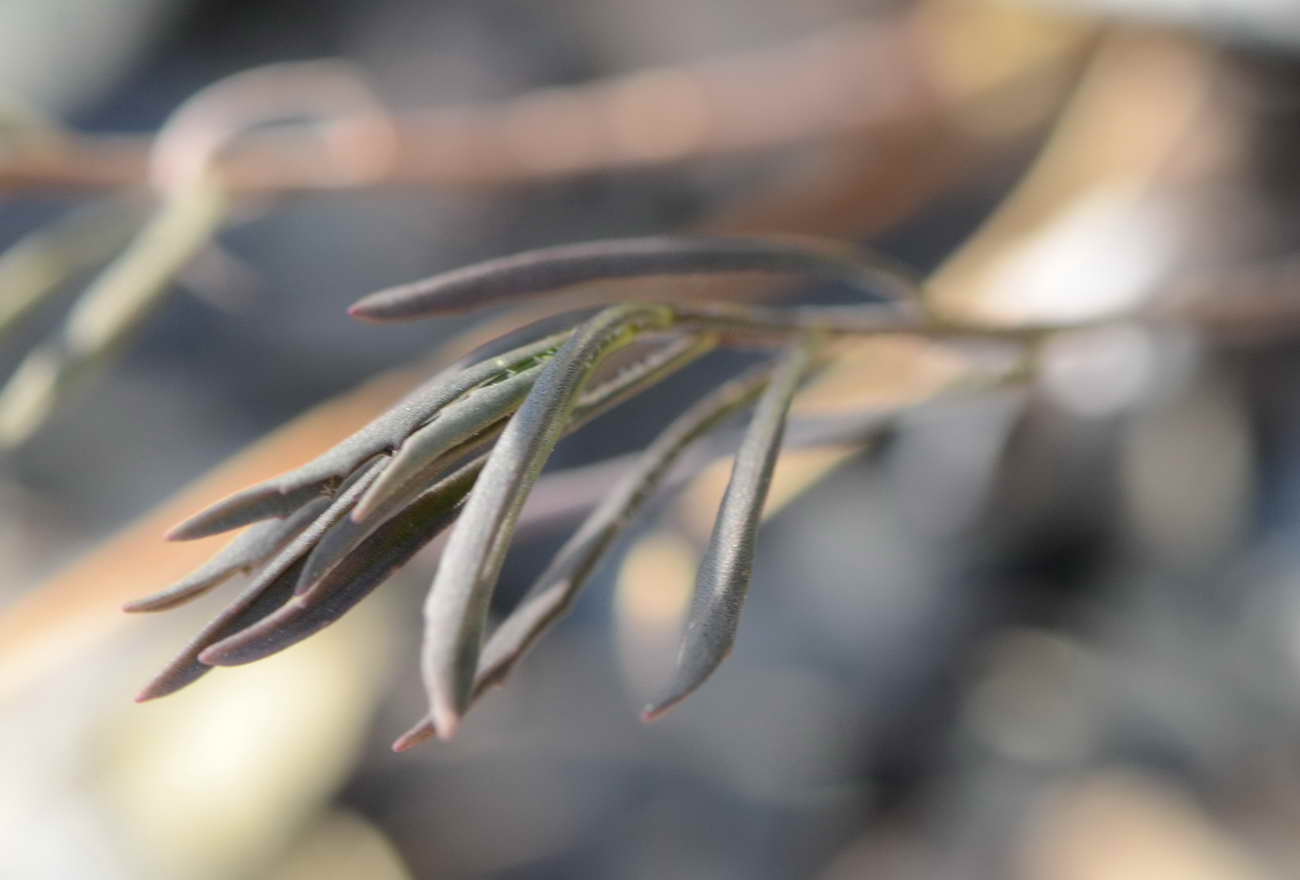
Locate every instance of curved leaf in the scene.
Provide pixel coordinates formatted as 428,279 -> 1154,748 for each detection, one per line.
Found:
199,463 -> 479,667
135,457 -> 386,699
421,304 -> 675,737
124,496 -> 331,612
643,337 -> 817,720
353,366 -> 542,521
166,330 -> 570,540
292,333 -> 715,598
0,178 -> 225,448
348,235 -> 920,321
476,362 -> 778,693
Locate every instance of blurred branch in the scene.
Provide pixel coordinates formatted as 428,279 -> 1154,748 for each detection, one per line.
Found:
0,177 -> 225,446
0,10 -> 1083,194
1160,252 -> 1300,344
0,61 -> 393,448
0,195 -> 145,343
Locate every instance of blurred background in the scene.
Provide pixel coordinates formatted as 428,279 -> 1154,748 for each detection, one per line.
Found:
3,0 -> 1300,877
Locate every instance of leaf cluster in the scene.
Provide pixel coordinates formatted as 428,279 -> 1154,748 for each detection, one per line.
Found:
130,234 -> 998,747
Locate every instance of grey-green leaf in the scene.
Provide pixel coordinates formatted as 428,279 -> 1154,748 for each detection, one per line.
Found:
348,235 -> 919,321
643,337 -> 818,721
165,330 -> 570,541
421,303 -> 675,737
135,456 -> 385,700
293,330 -> 717,603
352,364 -> 543,521
124,496 -> 332,612
294,333 -> 714,598
199,462 -> 480,667
476,363 -> 777,693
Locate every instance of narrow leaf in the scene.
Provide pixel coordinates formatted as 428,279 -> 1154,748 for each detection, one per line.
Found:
164,482 -> 327,541
475,362 -> 777,693
421,303 -> 675,737
199,463 -> 479,666
296,333 -> 716,598
204,334 -> 716,682
166,330 -> 570,540
353,365 -> 542,521
124,496 -> 331,612
134,557 -> 308,702
673,300 -> 914,341
348,235 -> 919,321
135,457 -> 385,700
643,337 -> 818,721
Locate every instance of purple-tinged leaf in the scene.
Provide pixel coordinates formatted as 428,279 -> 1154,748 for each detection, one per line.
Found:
199,463 -> 479,666
165,331 -> 569,540
348,235 -> 919,321
296,333 -> 716,598
124,496 -> 331,612
353,366 -> 541,521
476,363 -> 777,693
421,304 -> 675,738
135,457 -> 385,699
643,337 -> 817,721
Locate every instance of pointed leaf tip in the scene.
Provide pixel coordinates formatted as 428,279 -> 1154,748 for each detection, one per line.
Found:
346,294 -> 396,322
346,301 -> 387,322
166,482 -> 317,541
391,720 -> 436,751
475,361 -> 771,693
347,235 -> 918,322
649,338 -> 816,716
129,499 -> 331,612
419,305 -> 675,740
641,700 -> 676,723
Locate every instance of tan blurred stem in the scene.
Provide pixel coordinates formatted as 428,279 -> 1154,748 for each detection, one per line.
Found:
792,28 -> 1216,498
147,59 -> 393,193
425,3 -> 1099,364
0,7 -> 1078,194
